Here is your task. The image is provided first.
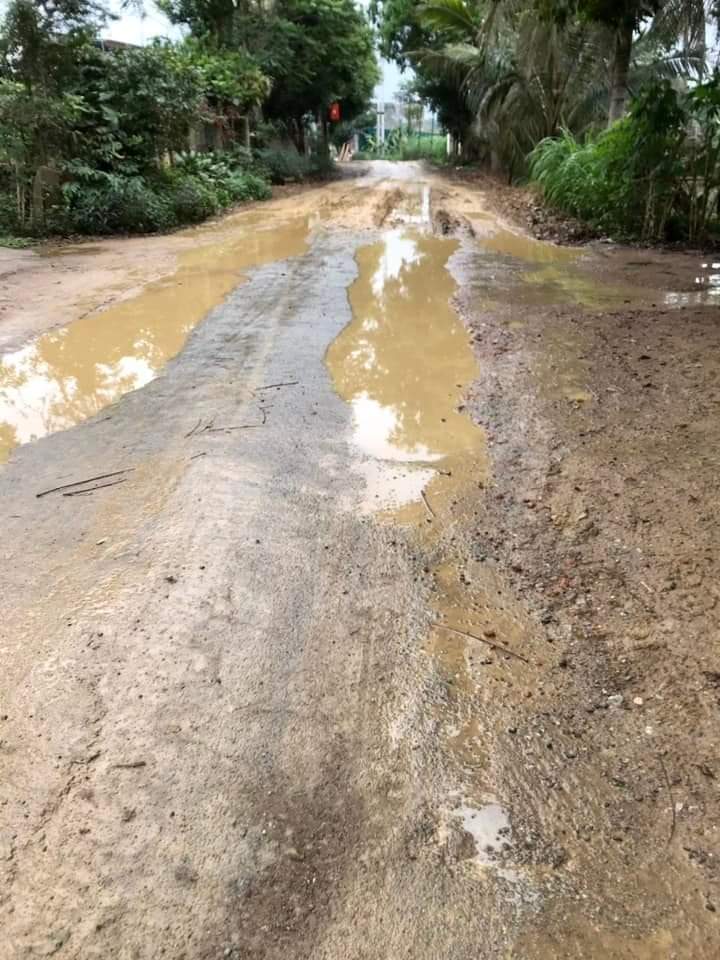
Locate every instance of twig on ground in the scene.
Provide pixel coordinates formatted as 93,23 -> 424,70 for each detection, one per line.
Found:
36,469 -> 133,499
112,760 -> 147,769
421,489 -> 435,519
659,755 -> 676,845
434,623 -> 530,664
255,380 -> 298,392
184,418 -> 202,439
190,452 -> 207,460
204,423 -> 264,433
63,478 -> 127,497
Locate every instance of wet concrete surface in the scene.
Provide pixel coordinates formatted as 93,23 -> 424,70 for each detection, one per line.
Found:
2,162 -> 719,958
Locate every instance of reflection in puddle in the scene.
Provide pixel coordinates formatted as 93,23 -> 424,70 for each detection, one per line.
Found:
522,265 -> 648,309
697,261 -> 720,289
326,228 -> 485,512
455,801 -> 512,866
0,216 -> 313,462
476,227 -> 579,265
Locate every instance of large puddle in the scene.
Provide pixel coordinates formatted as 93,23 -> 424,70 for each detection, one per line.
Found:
326,228 -> 486,514
0,215 -> 313,463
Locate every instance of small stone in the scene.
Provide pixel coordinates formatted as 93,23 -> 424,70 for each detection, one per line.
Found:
607,694 -> 624,707
96,538 -> 106,546
633,696 -> 644,706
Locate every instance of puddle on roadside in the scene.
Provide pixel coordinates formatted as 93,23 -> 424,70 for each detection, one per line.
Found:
521,264 -> 650,309
396,183 -> 431,225
696,260 -> 720,295
475,227 -> 580,265
667,259 -> 720,305
0,215 -> 314,463
454,801 -> 512,866
325,227 -> 486,514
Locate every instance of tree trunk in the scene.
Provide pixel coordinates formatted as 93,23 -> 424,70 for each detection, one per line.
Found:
608,20 -> 634,126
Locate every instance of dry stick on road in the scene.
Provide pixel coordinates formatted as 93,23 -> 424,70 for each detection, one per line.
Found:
63,478 -> 127,497
184,418 -> 203,439
254,380 -> 299,391
434,623 -> 530,664
204,423 -> 265,433
36,469 -> 134,499
659,755 -> 677,845
421,489 -> 435,519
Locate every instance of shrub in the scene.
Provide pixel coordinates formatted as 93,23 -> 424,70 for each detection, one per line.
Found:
529,76 -> 720,244
61,176 -> 177,234
256,147 -> 310,183
169,175 -> 220,224
226,171 -> 272,202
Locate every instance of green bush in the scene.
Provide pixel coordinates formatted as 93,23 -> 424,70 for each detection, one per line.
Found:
529,76 -> 720,243
0,189 -> 21,235
0,151 -> 274,239
169,175 -> 220,224
226,171 -> 272,202
307,150 -> 336,180
256,147 -> 310,184
60,176 -> 177,234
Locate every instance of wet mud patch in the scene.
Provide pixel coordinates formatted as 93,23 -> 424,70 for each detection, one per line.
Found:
325,204 -> 549,935
199,747 -> 368,960
456,265 -> 720,955
328,181 -> 720,953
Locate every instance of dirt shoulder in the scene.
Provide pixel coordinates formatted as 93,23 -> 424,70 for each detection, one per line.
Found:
458,284 -> 720,953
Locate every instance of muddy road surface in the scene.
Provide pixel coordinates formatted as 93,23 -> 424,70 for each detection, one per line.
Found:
2,163 -> 720,959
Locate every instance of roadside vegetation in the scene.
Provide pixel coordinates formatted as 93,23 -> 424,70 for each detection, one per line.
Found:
0,0 -> 378,241
372,0 -> 720,243
354,131 -> 448,161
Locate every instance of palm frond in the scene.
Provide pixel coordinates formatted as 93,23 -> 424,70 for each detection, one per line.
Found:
418,0 -> 479,39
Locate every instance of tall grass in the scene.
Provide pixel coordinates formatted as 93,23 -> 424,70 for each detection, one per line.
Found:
529,77 -> 720,244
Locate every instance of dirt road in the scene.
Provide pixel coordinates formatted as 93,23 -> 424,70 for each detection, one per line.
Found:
1,163 -> 719,959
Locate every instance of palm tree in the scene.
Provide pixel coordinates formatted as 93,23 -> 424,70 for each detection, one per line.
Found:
411,0 -> 715,174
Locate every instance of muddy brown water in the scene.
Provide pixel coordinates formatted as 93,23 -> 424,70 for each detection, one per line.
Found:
325,227 -> 484,514
0,214 -> 313,463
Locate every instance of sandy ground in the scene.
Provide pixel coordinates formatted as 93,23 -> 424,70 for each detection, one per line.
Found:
1,162 -> 719,959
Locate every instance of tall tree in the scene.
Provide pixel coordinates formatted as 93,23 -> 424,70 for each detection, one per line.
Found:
160,0 -> 380,140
